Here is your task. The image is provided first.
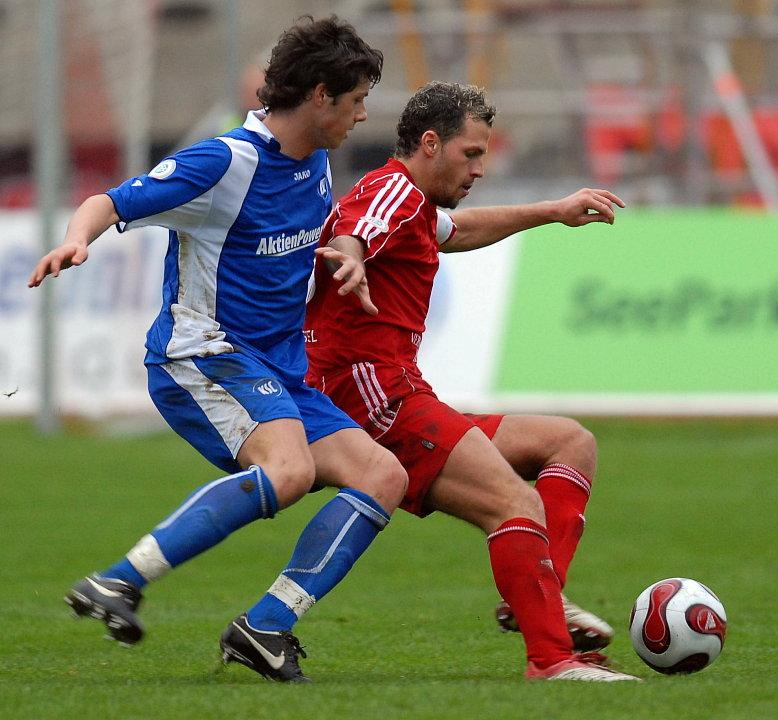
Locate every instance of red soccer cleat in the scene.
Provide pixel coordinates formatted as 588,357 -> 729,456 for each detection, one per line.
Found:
526,652 -> 641,682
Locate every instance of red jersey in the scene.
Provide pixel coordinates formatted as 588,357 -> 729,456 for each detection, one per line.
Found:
304,158 -> 456,375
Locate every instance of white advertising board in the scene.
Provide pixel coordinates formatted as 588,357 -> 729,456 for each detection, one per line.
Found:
2,211 -> 512,419
1,212 -> 167,418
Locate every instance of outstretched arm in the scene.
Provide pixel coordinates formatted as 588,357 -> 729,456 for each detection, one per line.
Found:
28,193 -> 119,287
315,234 -> 377,315
441,188 -> 625,253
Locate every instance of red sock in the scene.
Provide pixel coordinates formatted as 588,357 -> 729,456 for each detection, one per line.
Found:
487,518 -> 572,668
535,463 -> 591,588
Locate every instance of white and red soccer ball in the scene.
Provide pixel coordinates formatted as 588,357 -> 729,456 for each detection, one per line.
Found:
629,578 -> 727,674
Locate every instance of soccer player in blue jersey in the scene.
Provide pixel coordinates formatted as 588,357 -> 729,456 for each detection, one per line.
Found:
28,16 -> 407,683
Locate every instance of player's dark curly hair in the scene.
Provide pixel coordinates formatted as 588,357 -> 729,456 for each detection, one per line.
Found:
395,82 -> 496,158
259,15 -> 383,112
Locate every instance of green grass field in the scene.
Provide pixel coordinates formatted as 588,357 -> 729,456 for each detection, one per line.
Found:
1,418 -> 776,719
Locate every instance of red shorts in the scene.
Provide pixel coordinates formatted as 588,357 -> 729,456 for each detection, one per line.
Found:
310,362 -> 503,516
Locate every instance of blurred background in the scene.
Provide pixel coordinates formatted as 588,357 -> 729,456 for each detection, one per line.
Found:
3,8 -> 775,712
4,0 -> 778,206
2,0 -> 778,426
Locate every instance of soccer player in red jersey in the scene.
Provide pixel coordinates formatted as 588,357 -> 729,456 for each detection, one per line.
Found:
304,81 -> 640,681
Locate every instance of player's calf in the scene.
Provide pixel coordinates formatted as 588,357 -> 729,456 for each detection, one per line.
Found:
245,488 -> 391,632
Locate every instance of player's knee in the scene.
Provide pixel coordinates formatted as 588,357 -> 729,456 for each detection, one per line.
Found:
562,418 -> 598,477
546,416 -> 597,479
474,475 -> 545,532
266,456 -> 316,507
351,449 -> 408,514
376,451 -> 408,512
504,481 -> 546,526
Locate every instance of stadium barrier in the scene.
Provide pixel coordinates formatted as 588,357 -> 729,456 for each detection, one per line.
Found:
2,209 -> 777,418
424,208 -> 778,415
1,212 -> 166,418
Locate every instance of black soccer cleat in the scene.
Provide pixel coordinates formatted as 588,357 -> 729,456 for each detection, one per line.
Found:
220,614 -> 310,683
65,573 -> 144,645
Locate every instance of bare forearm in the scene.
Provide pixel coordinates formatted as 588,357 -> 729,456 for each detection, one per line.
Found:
28,193 -> 121,286
444,202 -> 556,252
65,193 -> 120,247
442,188 -> 625,253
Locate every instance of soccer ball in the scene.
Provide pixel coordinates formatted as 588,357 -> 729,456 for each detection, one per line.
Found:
629,578 -> 727,674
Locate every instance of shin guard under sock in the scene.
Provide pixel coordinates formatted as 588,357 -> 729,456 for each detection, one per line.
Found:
487,517 -> 572,668
102,465 -> 277,587
247,488 -> 390,631
535,463 -> 591,588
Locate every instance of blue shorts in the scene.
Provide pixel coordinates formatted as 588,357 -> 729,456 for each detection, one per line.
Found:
147,352 -> 359,473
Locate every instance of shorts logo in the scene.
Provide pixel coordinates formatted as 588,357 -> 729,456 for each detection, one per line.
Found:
421,439 -> 435,450
149,159 -> 176,180
360,216 -> 389,233
253,378 -> 283,397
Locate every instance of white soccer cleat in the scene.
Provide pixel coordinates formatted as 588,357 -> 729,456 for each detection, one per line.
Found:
562,594 -> 615,651
496,594 -> 615,652
526,653 -> 641,682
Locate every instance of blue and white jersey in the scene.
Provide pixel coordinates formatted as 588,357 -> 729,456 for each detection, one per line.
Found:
107,111 -> 332,383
